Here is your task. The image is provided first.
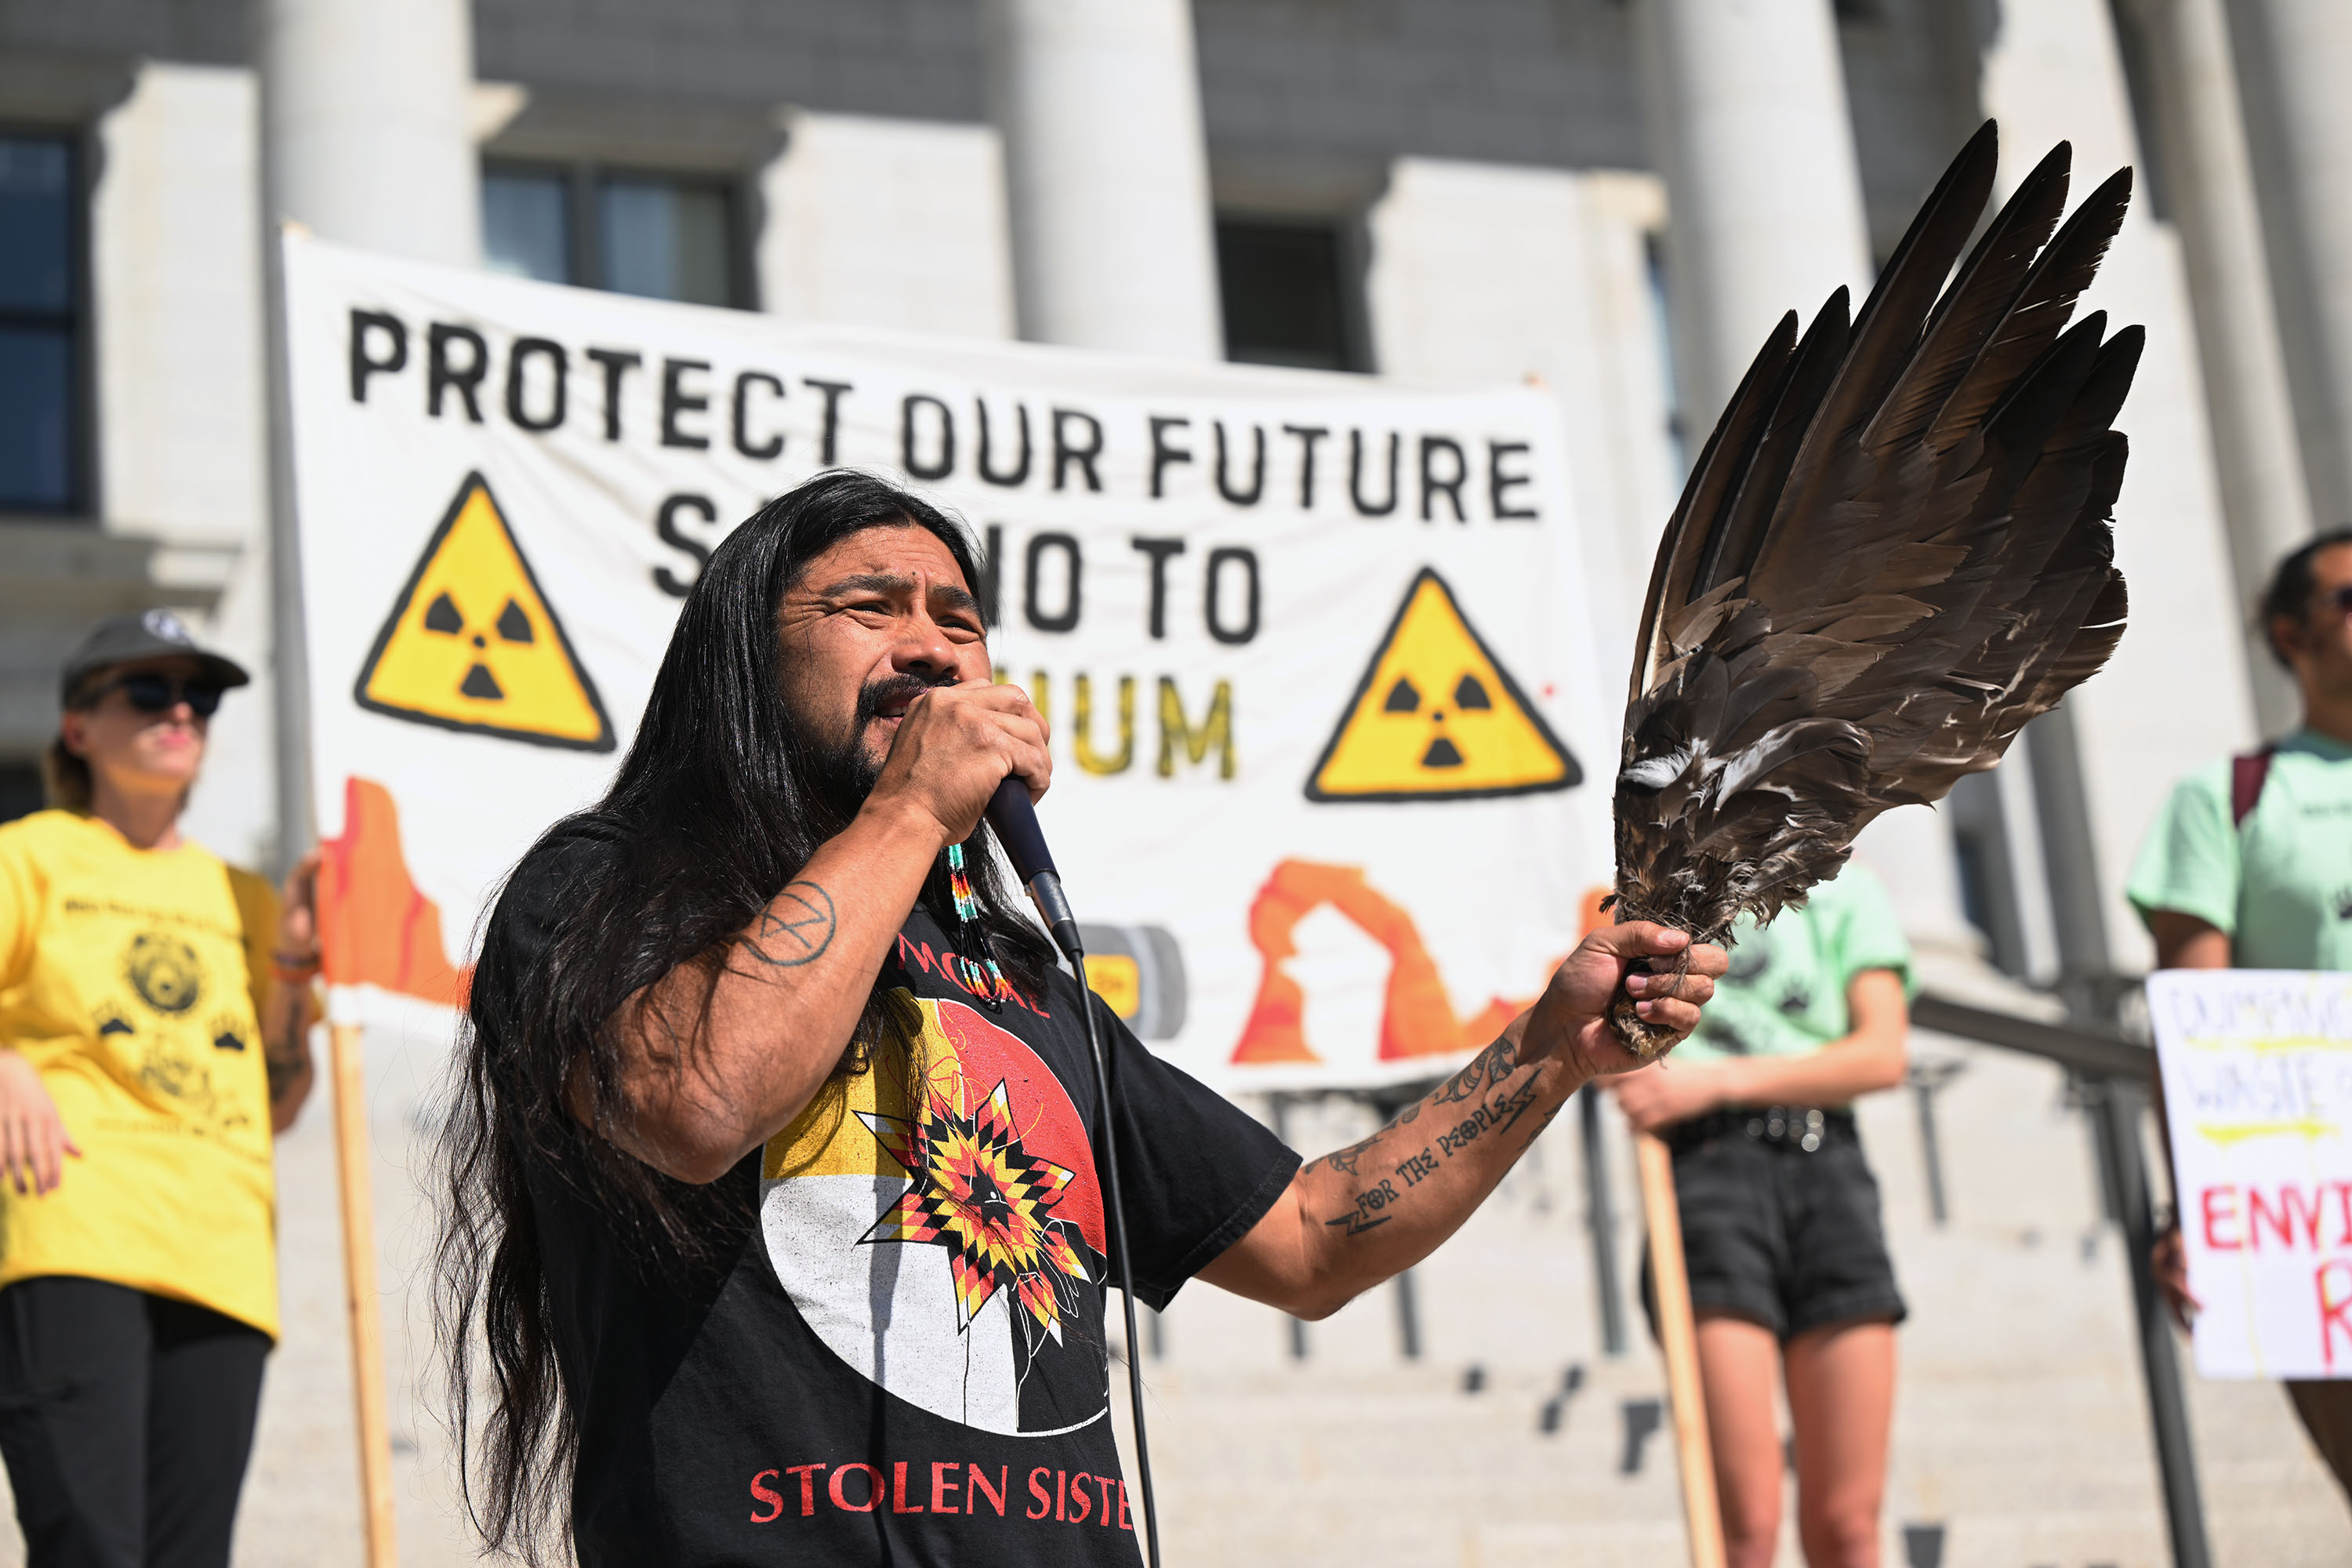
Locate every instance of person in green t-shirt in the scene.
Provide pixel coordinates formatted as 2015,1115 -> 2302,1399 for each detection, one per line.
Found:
1611,863 -> 1911,1568
2129,528 -> 2352,1503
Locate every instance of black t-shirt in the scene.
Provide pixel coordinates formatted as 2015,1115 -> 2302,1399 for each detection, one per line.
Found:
474,827 -> 1299,1566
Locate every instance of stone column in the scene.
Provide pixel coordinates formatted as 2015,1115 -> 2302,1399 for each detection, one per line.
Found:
979,0 -> 1223,362
253,0 -> 481,264
252,0 -> 479,859
2122,0 -> 2313,735
1980,0 -> 2258,971
1635,0 -> 1974,951
2226,0 -> 2352,536
1634,0 -> 1873,420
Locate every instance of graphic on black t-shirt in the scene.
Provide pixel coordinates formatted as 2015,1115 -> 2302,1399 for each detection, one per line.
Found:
760,990 -> 1113,1437
860,1074 -> 1100,1345
474,840 -> 1305,1563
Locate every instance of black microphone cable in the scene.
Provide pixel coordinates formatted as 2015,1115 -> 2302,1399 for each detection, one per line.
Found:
983,779 -> 1162,1568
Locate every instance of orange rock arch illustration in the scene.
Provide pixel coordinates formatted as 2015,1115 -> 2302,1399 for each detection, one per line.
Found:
1230,860 -> 1530,1065
318,776 -> 473,1009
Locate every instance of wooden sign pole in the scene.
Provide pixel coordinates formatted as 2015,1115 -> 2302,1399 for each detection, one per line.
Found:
1636,1129 -> 1725,1568
330,1022 -> 400,1566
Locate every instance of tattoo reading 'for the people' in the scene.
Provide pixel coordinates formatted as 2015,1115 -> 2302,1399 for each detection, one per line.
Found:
742,882 -> 837,967
1320,1047 -> 1544,1239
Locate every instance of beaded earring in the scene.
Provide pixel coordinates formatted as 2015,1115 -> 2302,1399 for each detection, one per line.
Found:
944,840 -> 1010,1011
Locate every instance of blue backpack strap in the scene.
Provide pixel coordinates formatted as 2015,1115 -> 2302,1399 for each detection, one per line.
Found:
2231,745 -> 2278,829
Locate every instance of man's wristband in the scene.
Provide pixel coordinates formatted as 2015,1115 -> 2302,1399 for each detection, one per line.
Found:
272,950 -> 322,983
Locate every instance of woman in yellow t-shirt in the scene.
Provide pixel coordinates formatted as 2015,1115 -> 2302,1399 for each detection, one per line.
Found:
0,610 -> 317,1568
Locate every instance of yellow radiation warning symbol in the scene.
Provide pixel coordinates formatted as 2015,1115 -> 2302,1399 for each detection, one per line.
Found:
353,473 -> 615,751
1305,568 -> 1579,802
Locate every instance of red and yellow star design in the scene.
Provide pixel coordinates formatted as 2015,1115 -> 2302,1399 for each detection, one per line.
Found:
858,1079 -> 1094,1342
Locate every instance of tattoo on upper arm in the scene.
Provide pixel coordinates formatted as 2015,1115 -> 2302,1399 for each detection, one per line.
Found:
739,882 -> 837,969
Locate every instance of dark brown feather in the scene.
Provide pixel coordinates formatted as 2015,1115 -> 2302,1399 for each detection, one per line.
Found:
1610,122 -> 2135,1056
1630,313 -> 1800,703
1860,141 -> 2071,454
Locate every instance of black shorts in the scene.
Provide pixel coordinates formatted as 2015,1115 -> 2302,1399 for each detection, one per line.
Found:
1642,1112 -> 1907,1342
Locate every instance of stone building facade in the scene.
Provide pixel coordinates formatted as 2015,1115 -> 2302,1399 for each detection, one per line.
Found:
1,0 -> 2343,983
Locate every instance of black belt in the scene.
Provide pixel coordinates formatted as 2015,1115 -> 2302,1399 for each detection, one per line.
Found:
1666,1105 -> 1857,1156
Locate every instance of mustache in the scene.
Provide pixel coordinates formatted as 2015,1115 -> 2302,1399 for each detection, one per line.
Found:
855,671 -> 958,726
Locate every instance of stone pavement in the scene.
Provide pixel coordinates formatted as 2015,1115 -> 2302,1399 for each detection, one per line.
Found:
1,989 -> 2346,1566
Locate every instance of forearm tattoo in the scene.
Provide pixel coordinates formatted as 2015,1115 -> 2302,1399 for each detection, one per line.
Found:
1317,1131 -> 1384,1178
1311,1032 -> 1560,1238
738,882 -> 838,969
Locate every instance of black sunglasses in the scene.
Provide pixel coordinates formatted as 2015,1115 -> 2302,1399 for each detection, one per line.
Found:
103,673 -> 225,717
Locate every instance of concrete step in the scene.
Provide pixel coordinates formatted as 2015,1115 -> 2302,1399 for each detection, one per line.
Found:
0,1013 -> 2334,1567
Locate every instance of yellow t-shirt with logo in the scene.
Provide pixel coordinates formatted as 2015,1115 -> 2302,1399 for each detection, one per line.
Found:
0,810 -> 281,1338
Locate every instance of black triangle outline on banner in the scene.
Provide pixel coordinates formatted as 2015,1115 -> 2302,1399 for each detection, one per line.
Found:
350,470 -> 618,753
1302,565 -> 1581,804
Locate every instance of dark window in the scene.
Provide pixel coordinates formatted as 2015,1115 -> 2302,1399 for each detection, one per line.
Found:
1215,217 -> 1363,372
1947,770 -> 2031,978
1644,232 -> 1690,481
600,177 -> 732,307
483,162 -> 742,308
0,760 -> 42,824
483,167 -> 571,286
0,134 -> 81,513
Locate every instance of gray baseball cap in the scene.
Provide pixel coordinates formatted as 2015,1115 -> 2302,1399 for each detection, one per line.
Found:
60,609 -> 251,705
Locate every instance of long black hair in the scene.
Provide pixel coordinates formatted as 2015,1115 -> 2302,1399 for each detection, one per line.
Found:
434,470 -> 1056,1562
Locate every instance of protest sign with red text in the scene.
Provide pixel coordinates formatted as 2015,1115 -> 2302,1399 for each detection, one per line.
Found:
2151,968 -> 2352,1378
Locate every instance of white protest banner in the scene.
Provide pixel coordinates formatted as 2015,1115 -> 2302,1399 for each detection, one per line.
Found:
2148,968 -> 2352,1378
281,230 -> 1614,1092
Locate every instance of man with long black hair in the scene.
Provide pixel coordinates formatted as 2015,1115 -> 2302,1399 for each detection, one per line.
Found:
437,469 -> 1723,1565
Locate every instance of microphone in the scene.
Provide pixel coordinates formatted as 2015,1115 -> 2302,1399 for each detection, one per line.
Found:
984,775 -> 1083,961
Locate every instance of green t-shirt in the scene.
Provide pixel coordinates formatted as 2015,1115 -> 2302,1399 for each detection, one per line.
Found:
2126,728 -> 2352,970
1674,864 -> 1914,1066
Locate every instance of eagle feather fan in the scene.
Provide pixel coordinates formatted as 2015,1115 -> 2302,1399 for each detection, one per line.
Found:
1609,122 -> 2134,1055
